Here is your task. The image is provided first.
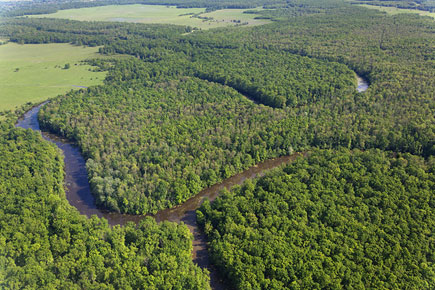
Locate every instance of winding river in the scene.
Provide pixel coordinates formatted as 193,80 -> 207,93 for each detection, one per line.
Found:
16,75 -> 368,289
16,104 -> 304,289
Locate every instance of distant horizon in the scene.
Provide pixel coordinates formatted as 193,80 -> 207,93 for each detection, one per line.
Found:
0,0 -> 32,2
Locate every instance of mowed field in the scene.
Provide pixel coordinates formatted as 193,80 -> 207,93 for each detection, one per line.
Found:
30,4 -> 270,29
358,4 -> 435,19
0,43 -> 106,111
199,8 -> 270,28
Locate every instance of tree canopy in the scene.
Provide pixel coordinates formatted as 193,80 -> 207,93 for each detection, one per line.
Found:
0,123 -> 210,289
0,0 -> 434,288
198,149 -> 435,289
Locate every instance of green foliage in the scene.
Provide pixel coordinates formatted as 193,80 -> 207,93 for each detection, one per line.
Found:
1,0 -> 286,17
193,5 -> 434,156
0,123 -> 210,289
6,1 -> 429,215
352,0 -> 435,13
1,1 -> 434,287
39,75 -> 305,214
198,149 -> 435,289
0,17 -> 190,47
0,43 -> 105,111
23,4 -> 269,30
191,48 -> 356,108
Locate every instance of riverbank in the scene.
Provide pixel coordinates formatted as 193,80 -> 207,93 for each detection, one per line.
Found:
16,103 -> 306,289
15,73 -> 369,289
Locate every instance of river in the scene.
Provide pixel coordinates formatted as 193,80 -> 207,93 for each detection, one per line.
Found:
15,74 -> 368,289
16,104 -> 305,289
357,75 -> 369,92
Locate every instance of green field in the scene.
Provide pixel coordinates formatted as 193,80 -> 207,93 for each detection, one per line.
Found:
198,8 -> 270,28
358,4 -> 435,19
0,43 -> 106,111
29,4 -> 270,29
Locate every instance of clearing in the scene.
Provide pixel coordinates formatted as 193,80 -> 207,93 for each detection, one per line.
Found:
28,4 -> 270,29
358,4 -> 435,19
0,43 -> 105,111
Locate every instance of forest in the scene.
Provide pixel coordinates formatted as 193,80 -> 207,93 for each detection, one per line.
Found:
34,49 -> 358,214
0,0 -> 434,288
198,149 -> 435,289
0,121 -> 210,289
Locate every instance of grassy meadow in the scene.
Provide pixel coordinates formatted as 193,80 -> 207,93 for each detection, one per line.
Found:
0,43 -> 106,111
199,8 -> 270,28
358,4 -> 435,19
29,4 -> 270,29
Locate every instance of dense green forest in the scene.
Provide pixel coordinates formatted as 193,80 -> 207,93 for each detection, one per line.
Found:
190,49 -> 356,108
39,76 -> 299,214
198,149 -> 435,289
98,45 -> 357,109
1,18 -> 191,46
3,3 -> 430,215
34,50 -> 357,214
0,0 -> 434,288
0,122 -> 210,289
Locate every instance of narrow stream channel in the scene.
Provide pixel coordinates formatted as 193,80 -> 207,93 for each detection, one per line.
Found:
15,74 -> 368,289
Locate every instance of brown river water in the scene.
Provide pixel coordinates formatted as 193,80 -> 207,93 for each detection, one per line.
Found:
15,75 -> 365,289
16,103 -> 305,289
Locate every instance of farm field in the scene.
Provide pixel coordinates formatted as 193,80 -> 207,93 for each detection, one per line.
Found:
358,4 -> 435,19
199,7 -> 270,27
0,43 -> 105,111
28,4 -> 270,29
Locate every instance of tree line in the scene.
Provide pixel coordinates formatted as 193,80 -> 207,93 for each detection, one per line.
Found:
1,3 -> 431,216
1,0 -> 286,17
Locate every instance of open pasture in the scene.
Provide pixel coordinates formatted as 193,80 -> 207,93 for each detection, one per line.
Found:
29,4 -> 270,29
0,43 -> 105,111
358,4 -> 435,19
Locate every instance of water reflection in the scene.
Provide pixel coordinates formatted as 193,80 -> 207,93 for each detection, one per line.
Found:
357,75 -> 369,92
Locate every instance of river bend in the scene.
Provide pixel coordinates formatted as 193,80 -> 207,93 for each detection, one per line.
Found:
15,75 -> 368,289
16,104 -> 304,289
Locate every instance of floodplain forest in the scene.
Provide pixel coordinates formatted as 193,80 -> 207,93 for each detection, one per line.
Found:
0,0 -> 434,289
